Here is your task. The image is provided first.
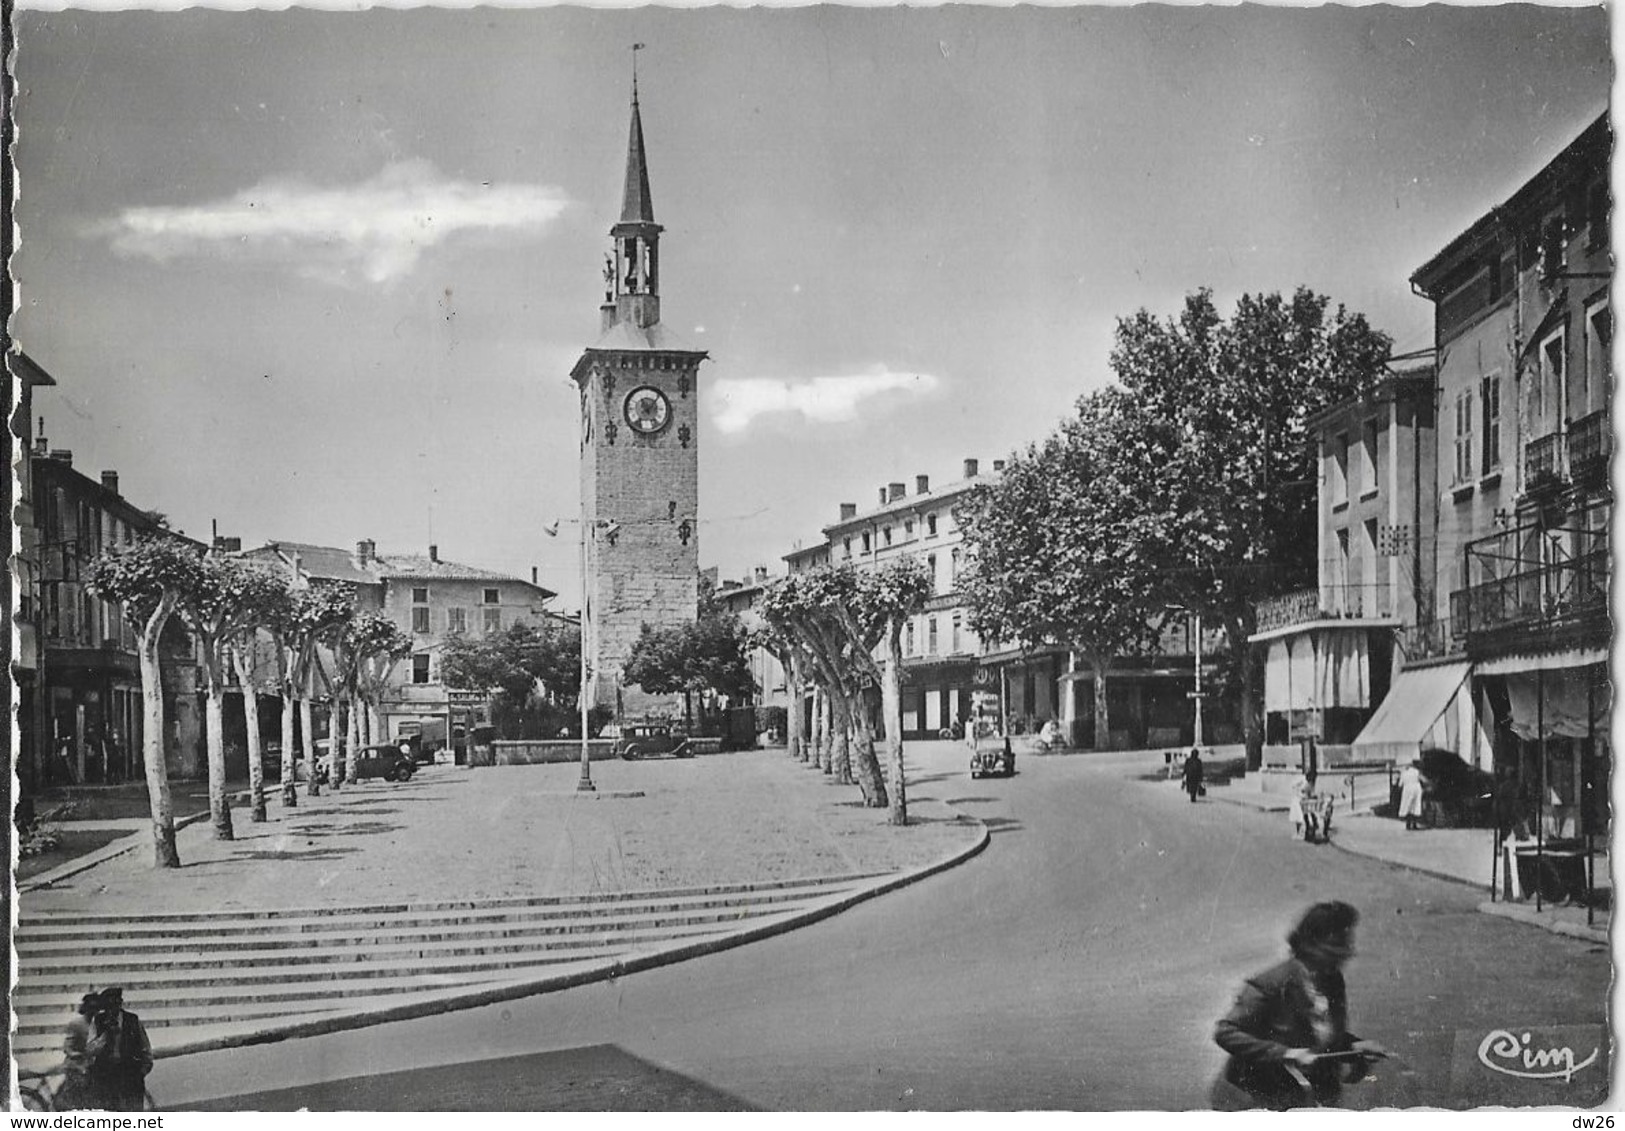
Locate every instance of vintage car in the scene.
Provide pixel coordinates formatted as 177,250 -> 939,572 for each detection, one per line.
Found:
350,743 -> 418,782
970,733 -> 1015,779
614,724 -> 694,761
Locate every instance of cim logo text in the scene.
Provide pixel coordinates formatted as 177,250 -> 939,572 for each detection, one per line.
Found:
1477,1029 -> 1600,1083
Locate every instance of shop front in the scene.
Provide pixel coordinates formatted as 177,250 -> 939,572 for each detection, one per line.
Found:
1476,651 -> 1609,921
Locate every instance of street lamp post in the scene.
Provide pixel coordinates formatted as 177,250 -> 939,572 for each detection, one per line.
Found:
577,507 -> 596,794
1168,604 -> 1205,750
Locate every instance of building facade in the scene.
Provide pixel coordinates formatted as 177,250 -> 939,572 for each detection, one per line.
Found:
27,445 -> 205,789
1405,114 -> 1609,856
570,81 -> 707,718
1253,366 -> 1436,756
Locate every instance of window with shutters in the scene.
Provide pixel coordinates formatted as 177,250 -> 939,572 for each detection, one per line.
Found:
1481,373 -> 1501,473
412,653 -> 431,685
1584,300 -> 1610,417
1453,391 -> 1474,485
447,607 -> 467,634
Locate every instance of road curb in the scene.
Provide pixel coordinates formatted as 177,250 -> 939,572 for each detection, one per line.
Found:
1475,900 -> 1609,945
121,811 -> 992,1063
18,803 -> 232,894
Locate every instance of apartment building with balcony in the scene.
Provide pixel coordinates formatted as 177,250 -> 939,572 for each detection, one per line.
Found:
1398,115 -> 1609,872
1253,365 -> 1436,755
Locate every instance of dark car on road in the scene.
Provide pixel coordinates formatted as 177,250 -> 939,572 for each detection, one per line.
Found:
615,724 -> 694,761
351,744 -> 418,782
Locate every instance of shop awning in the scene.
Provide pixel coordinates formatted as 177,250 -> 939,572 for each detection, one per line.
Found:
1501,667 -> 1609,740
1352,661 -> 1474,764
1473,646 -> 1607,676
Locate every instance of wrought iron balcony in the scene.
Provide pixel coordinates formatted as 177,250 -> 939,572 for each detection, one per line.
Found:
1452,546 -> 1609,656
1523,432 -> 1566,497
1568,410 -> 1610,487
1255,583 -> 1394,633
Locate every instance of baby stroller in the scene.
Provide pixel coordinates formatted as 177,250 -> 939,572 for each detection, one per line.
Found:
1303,793 -> 1335,844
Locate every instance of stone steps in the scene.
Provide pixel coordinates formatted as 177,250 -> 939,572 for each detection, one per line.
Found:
12,874 -> 871,1063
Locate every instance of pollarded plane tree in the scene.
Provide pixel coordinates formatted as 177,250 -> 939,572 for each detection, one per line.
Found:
88,537 -> 207,868
760,566 -> 892,808
329,609 -> 412,786
846,558 -> 932,826
180,554 -> 295,836
351,612 -> 413,756
224,570 -> 295,823
264,582 -> 355,803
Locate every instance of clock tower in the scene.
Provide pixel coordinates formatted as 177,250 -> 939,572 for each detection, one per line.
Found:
570,77 -> 708,717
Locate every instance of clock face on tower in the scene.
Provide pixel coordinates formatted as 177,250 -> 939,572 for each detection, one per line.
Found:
624,386 -> 672,435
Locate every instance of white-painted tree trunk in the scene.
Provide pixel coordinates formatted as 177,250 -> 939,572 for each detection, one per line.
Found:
138,596 -> 180,867
883,624 -> 907,826
232,643 -> 268,822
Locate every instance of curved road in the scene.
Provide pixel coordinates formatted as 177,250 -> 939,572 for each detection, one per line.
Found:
167,742 -> 1609,1110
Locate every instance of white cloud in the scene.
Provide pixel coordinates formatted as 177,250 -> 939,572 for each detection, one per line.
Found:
711,367 -> 943,435
93,159 -> 572,285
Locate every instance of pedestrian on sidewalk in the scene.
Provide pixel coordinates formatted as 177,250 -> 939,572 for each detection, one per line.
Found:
1397,760 -> 1426,831
85,987 -> 154,1111
1183,748 -> 1205,803
1288,770 -> 1310,838
1211,901 -> 1387,1109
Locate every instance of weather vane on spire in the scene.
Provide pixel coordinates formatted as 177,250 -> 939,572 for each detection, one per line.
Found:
631,43 -> 645,96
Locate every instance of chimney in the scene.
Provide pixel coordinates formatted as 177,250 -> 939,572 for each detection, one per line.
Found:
878,487 -> 888,505
100,471 -> 119,495
48,449 -> 72,465
888,482 -> 905,502
993,460 -> 1006,472
212,535 -> 241,553
915,475 -> 930,495
356,539 -> 375,565
963,458 -> 979,478
531,566 -> 539,585
429,544 -> 440,563
839,502 -> 857,521
755,566 -> 768,582
33,437 -> 46,455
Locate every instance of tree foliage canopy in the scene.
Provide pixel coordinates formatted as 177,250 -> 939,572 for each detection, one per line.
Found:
440,621 -> 581,706
623,583 -> 755,701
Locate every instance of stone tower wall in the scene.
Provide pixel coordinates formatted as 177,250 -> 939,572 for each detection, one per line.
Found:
581,354 -> 701,715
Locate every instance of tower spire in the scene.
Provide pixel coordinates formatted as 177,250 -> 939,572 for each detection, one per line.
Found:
605,46 -> 663,332
621,46 -> 654,225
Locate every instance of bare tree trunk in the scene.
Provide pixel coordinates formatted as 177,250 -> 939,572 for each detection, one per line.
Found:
232,645 -> 268,822
847,692 -> 888,808
820,690 -> 833,772
330,698 -> 345,789
883,627 -> 907,826
346,695 -> 361,784
204,665 -> 234,840
280,686 -> 298,807
828,690 -> 853,783
1240,637 -> 1263,772
138,599 -> 180,867
806,684 -> 821,765
301,694 -> 321,796
1090,652 -> 1112,751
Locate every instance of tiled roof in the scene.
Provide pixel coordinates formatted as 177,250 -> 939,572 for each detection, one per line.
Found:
247,542 -> 379,585
247,542 -> 555,600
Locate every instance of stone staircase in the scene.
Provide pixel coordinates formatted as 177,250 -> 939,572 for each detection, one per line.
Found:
14,873 -> 888,1067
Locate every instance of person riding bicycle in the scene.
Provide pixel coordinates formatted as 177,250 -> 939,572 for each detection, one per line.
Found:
1212,901 -> 1385,1108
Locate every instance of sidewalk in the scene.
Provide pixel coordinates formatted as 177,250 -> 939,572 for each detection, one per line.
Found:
1151,759 -> 1610,946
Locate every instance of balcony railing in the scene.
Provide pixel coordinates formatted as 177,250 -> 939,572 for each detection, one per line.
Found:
1569,410 -> 1610,485
1398,617 -> 1465,662
1255,583 -> 1394,633
1451,549 -> 1609,644
1524,431 -> 1566,494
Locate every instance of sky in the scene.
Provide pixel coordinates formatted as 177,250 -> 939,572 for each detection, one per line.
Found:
9,4 -> 1611,607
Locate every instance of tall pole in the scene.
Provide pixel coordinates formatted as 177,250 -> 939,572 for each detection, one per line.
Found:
577,512 -> 595,793
1193,612 -> 1205,749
